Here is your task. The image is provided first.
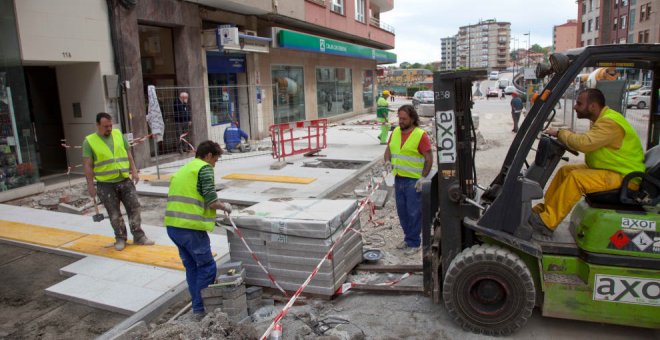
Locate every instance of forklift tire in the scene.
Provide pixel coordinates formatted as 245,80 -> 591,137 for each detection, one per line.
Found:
443,244 -> 536,336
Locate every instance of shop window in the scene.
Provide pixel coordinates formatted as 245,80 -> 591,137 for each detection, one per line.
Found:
362,70 -> 374,108
208,74 -> 238,126
272,65 -> 305,124
317,67 -> 352,117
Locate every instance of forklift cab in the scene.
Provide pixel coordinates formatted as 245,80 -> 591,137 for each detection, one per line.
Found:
423,44 -> 660,336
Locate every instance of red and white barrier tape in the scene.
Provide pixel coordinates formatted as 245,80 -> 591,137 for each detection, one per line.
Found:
225,214 -> 288,297
259,170 -> 389,340
179,132 -> 196,152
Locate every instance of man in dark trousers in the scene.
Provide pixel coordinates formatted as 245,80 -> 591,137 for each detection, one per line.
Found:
165,140 -> 233,320
383,105 -> 433,255
83,112 -> 154,251
173,91 -> 191,153
510,92 -> 524,133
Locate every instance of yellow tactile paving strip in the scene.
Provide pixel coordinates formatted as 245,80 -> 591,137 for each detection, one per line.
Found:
0,220 -> 184,271
222,173 -> 316,184
140,174 -> 172,182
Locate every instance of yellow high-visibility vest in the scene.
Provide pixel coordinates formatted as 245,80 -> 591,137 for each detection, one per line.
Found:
389,127 -> 425,179
164,158 -> 216,231
85,129 -> 130,182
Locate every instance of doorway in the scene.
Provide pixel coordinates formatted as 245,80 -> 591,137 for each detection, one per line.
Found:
24,66 -> 67,175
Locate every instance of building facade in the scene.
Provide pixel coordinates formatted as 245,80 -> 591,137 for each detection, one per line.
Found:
631,1 -> 659,43
577,0 -> 602,46
553,19 -> 578,53
456,19 -> 510,71
0,0 -> 396,200
577,0 -> 660,46
440,36 -> 457,71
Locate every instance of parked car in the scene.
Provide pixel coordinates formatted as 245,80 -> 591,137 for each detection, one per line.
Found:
504,85 -> 516,95
489,71 -> 499,80
486,87 -> 499,97
412,90 -> 434,109
627,89 -> 651,109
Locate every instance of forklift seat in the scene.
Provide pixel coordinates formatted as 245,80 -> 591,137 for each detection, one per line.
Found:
585,145 -> 660,210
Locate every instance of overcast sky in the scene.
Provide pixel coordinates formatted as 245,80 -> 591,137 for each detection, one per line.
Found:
380,0 -> 578,65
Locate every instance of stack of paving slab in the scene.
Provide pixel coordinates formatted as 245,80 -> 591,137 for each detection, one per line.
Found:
227,199 -> 363,296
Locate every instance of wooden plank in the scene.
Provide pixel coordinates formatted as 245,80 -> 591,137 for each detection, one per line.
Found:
354,264 -> 423,273
0,220 -> 87,248
222,173 -> 316,184
350,285 -> 425,294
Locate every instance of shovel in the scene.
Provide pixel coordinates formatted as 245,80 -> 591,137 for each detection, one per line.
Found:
92,196 -> 104,222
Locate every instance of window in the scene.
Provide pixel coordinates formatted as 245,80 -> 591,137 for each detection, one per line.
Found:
639,29 -> 650,43
594,37 -> 599,45
362,70 -> 374,108
587,39 -> 592,45
588,19 -> 593,32
581,40 -> 585,47
316,67 -> 353,117
355,0 -> 365,23
595,16 -> 599,30
272,65 -> 305,124
613,17 -> 618,30
614,0 -> 618,8
331,0 -> 344,15
581,21 -> 586,33
622,0 -> 627,6
640,3 -> 651,22
621,15 -> 627,30
581,1 -> 586,13
589,0 -> 593,11
208,74 -> 238,126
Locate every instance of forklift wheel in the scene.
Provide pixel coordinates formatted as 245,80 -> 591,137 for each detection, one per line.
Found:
443,244 -> 536,336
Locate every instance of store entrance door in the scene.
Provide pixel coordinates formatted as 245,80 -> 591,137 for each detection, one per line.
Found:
24,66 -> 67,175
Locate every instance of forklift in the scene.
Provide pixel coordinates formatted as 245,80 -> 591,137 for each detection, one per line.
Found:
420,44 -> 660,335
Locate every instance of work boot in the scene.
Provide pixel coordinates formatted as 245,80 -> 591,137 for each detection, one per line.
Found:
114,239 -> 126,251
134,236 -> 155,246
529,212 -> 554,237
404,246 -> 421,256
192,311 -> 206,322
395,240 -> 408,249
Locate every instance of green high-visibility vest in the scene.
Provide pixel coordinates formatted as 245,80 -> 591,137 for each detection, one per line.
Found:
389,127 -> 425,179
585,108 -> 645,176
85,129 -> 130,182
164,158 -> 216,231
377,96 -> 389,119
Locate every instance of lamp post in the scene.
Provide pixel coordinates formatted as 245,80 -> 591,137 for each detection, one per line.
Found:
523,31 -> 530,67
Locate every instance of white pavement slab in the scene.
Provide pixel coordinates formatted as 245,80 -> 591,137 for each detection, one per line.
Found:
135,123 -> 388,204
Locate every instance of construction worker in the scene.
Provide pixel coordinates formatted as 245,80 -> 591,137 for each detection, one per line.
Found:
223,121 -> 250,153
377,90 -> 390,144
383,105 -> 433,255
529,89 -> 645,236
83,112 -> 154,251
165,140 -> 233,320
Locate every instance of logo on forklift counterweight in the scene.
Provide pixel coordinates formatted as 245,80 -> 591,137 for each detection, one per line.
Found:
593,274 -> 660,306
436,111 -> 456,164
621,217 -> 656,231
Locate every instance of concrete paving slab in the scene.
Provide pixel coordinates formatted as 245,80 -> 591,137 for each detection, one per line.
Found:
60,256 -> 183,287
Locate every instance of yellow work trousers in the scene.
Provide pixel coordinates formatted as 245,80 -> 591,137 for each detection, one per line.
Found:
533,164 -> 623,229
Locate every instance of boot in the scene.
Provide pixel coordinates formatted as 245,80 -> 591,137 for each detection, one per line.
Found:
114,239 -> 126,251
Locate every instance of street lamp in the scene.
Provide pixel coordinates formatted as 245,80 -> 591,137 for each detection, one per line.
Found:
523,31 -> 530,67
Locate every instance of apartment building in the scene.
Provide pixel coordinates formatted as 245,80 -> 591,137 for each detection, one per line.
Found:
577,0 -> 602,46
0,0 -> 396,200
456,19 -> 510,71
440,36 -> 457,71
553,19 -> 578,53
577,0 -> 659,46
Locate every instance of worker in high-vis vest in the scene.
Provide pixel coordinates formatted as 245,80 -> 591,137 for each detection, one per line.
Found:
383,105 -> 433,256
83,112 -> 154,251
377,90 -> 391,144
165,140 -> 232,319
529,89 -> 645,237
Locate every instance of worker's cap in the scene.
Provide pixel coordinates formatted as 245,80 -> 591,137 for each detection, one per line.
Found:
382,90 -> 390,96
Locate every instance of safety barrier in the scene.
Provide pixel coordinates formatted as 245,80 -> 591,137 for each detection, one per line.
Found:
269,119 -> 328,161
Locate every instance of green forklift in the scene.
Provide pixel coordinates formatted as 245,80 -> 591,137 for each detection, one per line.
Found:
420,44 -> 660,335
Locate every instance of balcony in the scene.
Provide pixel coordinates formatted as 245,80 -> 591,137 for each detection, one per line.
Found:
370,0 -> 394,12
369,16 -> 395,34
190,0 -> 273,15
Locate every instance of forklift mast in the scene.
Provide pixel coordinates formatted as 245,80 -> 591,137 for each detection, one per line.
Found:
423,70 -> 484,302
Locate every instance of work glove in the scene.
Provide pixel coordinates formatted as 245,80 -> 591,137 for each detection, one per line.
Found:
415,179 -> 423,192
222,202 -> 232,214
384,161 -> 393,173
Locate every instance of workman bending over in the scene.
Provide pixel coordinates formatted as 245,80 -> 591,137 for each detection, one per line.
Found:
165,140 -> 233,320
529,89 -> 645,236
223,121 -> 249,153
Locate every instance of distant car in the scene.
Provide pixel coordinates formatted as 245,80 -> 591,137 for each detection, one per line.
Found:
504,85 -> 516,95
627,89 -> 651,109
497,79 -> 510,89
486,87 -> 499,97
412,90 -> 434,108
489,71 -> 499,80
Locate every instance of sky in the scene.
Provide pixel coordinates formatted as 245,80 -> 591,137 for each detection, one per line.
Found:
380,0 -> 578,65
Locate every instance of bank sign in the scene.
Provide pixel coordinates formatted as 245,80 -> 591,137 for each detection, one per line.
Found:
277,29 -> 396,64
593,274 -> 660,307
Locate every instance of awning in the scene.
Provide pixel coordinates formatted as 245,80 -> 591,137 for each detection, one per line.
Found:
275,29 -> 396,64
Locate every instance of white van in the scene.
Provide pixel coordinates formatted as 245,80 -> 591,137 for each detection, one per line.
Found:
497,79 -> 510,89
489,71 -> 499,80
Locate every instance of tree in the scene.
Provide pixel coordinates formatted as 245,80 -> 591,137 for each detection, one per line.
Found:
530,44 -> 545,54
399,62 -> 411,69
411,62 -> 423,69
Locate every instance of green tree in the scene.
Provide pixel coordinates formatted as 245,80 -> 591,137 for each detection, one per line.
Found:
411,62 -> 423,69
530,44 -> 545,53
423,63 -> 435,71
399,62 -> 411,69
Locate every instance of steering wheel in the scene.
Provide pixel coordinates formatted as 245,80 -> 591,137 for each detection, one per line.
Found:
542,133 -> 578,156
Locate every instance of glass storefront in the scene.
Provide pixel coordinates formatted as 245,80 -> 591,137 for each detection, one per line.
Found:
208,74 -> 238,125
316,67 -> 353,117
0,1 -> 39,191
272,65 -> 305,123
362,70 -> 374,108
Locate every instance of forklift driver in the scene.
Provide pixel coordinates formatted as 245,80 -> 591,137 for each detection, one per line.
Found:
529,88 -> 645,236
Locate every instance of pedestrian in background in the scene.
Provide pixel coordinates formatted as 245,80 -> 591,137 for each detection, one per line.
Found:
82,112 -> 154,251
173,91 -> 191,153
165,140 -> 233,320
383,105 -> 433,255
510,92 -> 524,133
377,91 -> 391,145
390,90 -> 395,102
